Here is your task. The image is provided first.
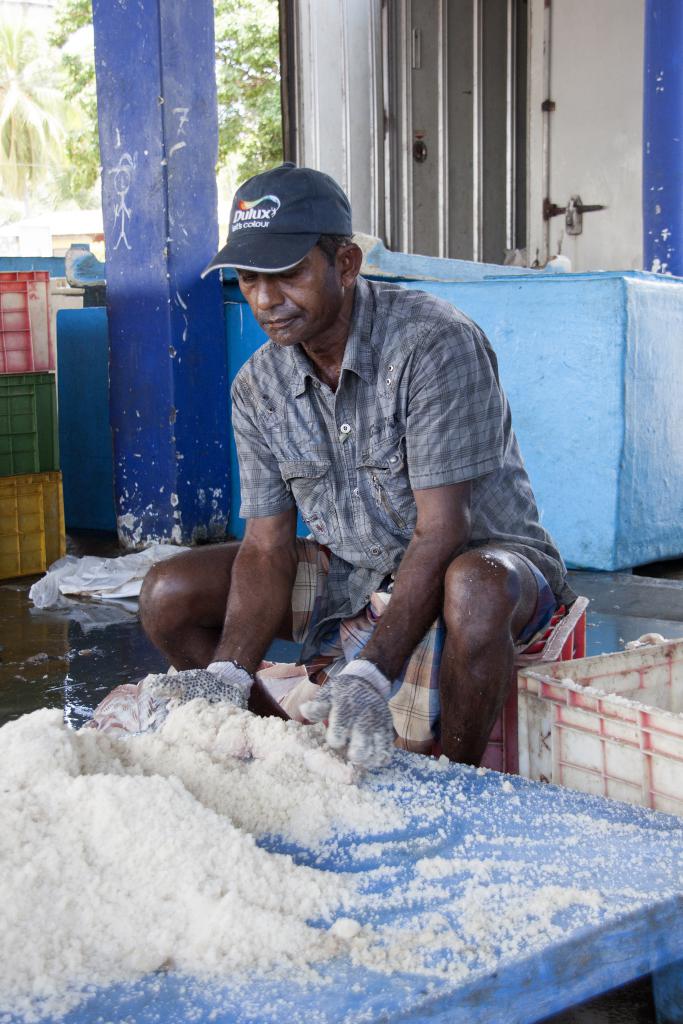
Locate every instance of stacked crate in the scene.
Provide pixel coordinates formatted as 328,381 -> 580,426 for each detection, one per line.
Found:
0,271 -> 65,578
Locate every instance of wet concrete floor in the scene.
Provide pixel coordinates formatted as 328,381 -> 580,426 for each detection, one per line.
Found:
1,535 -> 682,1023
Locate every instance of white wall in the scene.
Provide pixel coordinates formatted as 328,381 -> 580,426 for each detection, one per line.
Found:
527,0 -> 644,271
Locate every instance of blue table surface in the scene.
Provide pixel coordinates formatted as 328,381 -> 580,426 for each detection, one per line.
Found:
9,753 -> 683,1024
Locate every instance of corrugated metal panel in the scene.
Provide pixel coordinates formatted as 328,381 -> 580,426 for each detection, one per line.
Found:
289,0 -> 385,239
287,0 -> 525,261
385,0 -> 525,262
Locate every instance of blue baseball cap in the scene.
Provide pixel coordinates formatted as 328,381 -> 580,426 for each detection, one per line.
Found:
201,162 -> 353,277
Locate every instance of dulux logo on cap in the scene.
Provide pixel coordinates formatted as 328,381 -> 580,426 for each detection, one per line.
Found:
231,194 -> 281,233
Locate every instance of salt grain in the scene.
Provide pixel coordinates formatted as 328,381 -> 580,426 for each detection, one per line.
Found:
329,917 -> 361,941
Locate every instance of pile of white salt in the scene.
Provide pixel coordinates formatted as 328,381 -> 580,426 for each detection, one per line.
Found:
0,701 -> 403,1021
3,695 -> 666,1023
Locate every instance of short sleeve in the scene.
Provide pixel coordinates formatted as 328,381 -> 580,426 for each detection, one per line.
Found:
406,321 -> 506,489
231,377 -> 295,518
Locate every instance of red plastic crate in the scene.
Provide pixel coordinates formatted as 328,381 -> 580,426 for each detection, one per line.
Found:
0,281 -> 32,373
479,597 -> 589,774
0,271 -> 54,373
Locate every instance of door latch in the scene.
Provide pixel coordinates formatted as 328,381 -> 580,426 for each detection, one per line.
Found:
543,195 -> 606,235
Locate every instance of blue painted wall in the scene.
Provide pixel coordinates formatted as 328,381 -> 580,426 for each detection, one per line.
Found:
56,308 -> 116,532
406,274 -> 627,569
224,269 -> 683,570
643,0 -> 683,277
0,257 -> 66,276
394,271 -> 683,570
92,0 -> 230,548
224,290 -> 262,537
359,237 -> 528,282
620,276 -> 683,565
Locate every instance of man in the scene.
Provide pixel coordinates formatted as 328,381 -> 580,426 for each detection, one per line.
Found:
140,162 -> 576,769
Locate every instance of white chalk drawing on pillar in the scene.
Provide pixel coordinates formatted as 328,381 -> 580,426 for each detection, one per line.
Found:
173,107 -> 190,134
109,152 -> 137,251
169,107 -> 190,157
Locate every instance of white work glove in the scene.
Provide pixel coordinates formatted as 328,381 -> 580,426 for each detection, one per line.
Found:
149,661 -> 254,710
300,659 -> 395,769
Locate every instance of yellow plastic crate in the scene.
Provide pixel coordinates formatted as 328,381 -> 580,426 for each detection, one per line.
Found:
0,471 -> 66,579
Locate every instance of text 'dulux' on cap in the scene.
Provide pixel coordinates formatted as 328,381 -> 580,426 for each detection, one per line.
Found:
201,162 -> 353,277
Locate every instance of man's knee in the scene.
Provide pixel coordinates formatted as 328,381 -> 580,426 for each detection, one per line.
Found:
139,558 -> 194,640
442,550 -> 521,653
139,543 -> 240,645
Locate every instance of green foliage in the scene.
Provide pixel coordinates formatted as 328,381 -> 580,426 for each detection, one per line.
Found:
214,0 -> 283,180
0,21 -> 66,205
49,1 -> 100,199
51,0 -> 92,41
49,0 -> 283,199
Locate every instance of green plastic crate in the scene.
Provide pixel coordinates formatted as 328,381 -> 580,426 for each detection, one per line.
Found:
0,372 -> 59,476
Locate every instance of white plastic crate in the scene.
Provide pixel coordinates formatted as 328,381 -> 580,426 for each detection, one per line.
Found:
517,639 -> 683,816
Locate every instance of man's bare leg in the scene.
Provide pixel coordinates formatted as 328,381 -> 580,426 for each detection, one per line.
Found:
139,542 -> 294,718
438,547 -> 539,765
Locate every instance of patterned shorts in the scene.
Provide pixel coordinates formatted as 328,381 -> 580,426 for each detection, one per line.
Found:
271,538 -> 557,754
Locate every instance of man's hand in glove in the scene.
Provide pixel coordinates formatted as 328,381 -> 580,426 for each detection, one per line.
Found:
300,658 -> 394,769
150,660 -> 254,710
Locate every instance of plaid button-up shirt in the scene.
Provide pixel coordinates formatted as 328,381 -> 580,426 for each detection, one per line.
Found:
231,276 -> 575,657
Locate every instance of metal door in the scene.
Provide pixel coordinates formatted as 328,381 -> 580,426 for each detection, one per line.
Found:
385,0 -> 528,262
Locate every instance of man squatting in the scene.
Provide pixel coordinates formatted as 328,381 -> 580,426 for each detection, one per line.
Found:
140,163 -> 576,770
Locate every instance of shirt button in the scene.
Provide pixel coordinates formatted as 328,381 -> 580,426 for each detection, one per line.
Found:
389,455 -> 398,463
388,364 -> 394,371
340,423 -> 351,434
353,487 -> 360,497
370,545 -> 381,555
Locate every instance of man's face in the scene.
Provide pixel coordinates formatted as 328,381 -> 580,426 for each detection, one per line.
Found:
236,245 -> 349,348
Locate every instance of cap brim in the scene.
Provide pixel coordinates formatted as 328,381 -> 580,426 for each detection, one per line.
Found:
201,232 -> 320,278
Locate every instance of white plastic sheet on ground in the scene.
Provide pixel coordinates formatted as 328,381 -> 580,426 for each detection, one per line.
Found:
29,545 -> 189,609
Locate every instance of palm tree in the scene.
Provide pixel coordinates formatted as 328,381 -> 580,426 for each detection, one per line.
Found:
0,21 -> 65,213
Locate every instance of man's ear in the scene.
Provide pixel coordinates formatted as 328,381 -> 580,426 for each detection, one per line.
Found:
338,243 -> 363,287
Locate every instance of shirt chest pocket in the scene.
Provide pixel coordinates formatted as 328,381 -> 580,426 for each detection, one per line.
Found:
280,460 -> 339,544
357,434 -> 416,535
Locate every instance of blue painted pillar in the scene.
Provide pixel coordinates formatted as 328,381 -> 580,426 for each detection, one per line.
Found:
643,0 -> 683,277
92,0 -> 230,547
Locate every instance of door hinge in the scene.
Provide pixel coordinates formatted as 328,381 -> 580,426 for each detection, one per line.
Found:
543,195 -> 607,235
